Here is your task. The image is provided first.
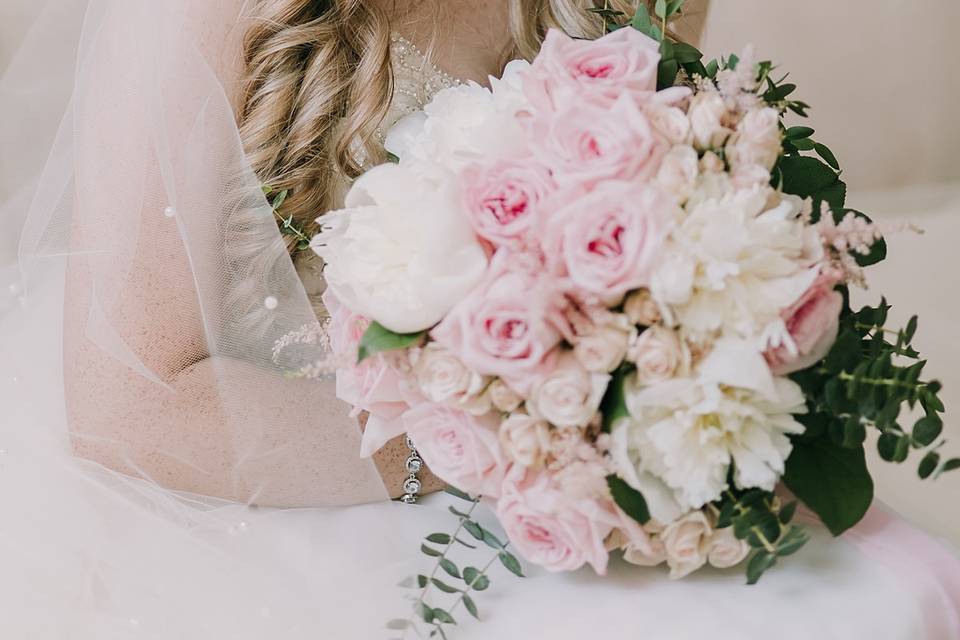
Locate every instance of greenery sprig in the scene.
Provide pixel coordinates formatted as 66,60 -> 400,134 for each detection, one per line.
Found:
262,185 -> 312,252
390,487 -> 524,640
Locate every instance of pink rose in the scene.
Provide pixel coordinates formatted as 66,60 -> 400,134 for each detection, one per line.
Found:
524,28 -> 660,111
461,159 -> 556,247
496,468 -> 614,574
431,252 -> 563,394
544,182 -> 675,300
766,271 -> 844,375
529,94 -> 668,188
404,402 -> 507,497
324,290 -> 411,457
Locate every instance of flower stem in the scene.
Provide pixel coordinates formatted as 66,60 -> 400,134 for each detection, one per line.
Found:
403,497 -> 482,639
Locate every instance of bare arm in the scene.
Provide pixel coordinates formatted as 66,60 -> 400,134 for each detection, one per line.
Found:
62,0 -> 435,506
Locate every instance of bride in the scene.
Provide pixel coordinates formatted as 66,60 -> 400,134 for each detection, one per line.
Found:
1,0 -> 957,638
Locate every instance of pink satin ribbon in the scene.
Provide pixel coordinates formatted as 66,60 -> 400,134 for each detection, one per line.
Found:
842,506 -> 960,639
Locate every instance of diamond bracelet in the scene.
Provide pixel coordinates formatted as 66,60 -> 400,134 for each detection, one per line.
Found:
400,435 -> 423,504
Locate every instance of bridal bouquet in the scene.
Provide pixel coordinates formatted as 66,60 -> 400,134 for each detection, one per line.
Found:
306,1 -> 954,634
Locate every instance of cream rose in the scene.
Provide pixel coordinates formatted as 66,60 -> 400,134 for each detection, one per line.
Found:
412,344 -> 485,405
499,413 -> 552,468
646,104 -> 691,145
727,106 -> 782,172
688,92 -> 732,150
655,145 -> 700,202
489,379 -> 523,413
527,354 -> 610,428
627,326 -> 683,385
707,527 -> 751,569
623,289 -> 661,326
573,317 -> 632,373
662,510 -> 712,579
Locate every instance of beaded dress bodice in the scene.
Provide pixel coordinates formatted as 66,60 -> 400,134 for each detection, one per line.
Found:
294,34 -> 462,313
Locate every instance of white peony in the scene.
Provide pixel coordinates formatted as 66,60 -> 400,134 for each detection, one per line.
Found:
612,339 -> 806,514
312,163 -> 488,333
384,63 -> 532,173
650,186 -> 824,345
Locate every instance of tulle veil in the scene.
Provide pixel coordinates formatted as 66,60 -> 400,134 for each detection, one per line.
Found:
0,0 -> 424,636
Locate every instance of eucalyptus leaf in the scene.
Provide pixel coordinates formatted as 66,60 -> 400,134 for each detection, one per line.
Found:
439,558 -> 461,579
443,486 -> 474,502
601,369 -> 631,433
463,594 -> 480,620
420,544 -> 442,558
431,578 -> 461,594
499,551 -> 525,578
746,552 -> 777,585
918,451 -> 940,480
426,533 -> 452,545
913,415 -> 943,448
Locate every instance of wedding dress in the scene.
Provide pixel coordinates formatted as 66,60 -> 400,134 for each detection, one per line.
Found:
0,1 -> 958,638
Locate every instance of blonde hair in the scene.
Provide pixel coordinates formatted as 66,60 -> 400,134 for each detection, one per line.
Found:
236,0 -> 671,244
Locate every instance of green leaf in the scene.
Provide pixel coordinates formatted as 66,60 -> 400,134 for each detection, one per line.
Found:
824,329 -> 862,373
631,5 -> 661,40
357,321 -> 426,363
462,519 -> 484,542
912,415 -> 943,448
601,370 -> 631,433
705,59 -> 719,78
746,552 -> 777,585
439,558 -> 461,579
463,594 -> 480,620
463,566 -> 480,586
416,602 -> 434,624
654,0 -> 668,19
431,578 -> 460,594
941,458 -> 960,473
672,42 -> 703,64
607,474 -> 651,525
785,126 -> 815,140
657,59 -> 680,90
918,451 -> 940,479
431,609 -> 456,625
417,574 -> 429,588
779,155 -> 841,204
877,433 -> 900,462
443,485 -> 474,502
271,189 -> 289,211
420,544 -> 442,558
775,527 -> 809,557
778,501 -> 798,525
814,143 -> 840,170
783,439 -> 873,536
842,210 -> 887,266
386,151 -> 400,164
499,551 -> 525,578
426,533 -> 452,545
